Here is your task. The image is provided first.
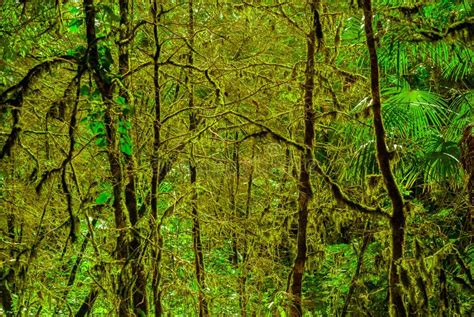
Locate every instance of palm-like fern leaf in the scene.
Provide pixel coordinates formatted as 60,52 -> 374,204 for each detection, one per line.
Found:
446,91 -> 473,142
382,88 -> 448,139
341,88 -> 462,187
423,133 -> 462,185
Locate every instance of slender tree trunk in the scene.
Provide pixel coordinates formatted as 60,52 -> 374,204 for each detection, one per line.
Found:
1,211 -> 16,316
74,288 -> 99,317
118,0 -> 139,227
0,269 -> 14,316
230,132 -> 240,267
190,160 -> 208,317
289,1 -> 320,315
188,1 -> 208,315
118,0 -> 148,314
460,124 -> 473,244
61,219 -> 97,306
84,0 -> 129,314
150,1 -> 163,316
240,140 -> 255,317
341,227 -> 371,316
361,1 -> 407,316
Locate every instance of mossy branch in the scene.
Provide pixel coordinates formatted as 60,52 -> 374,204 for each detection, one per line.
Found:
417,17 -> 474,42
310,155 -> 390,218
0,56 -> 77,160
226,109 -> 389,218
226,110 -> 306,151
35,69 -> 84,195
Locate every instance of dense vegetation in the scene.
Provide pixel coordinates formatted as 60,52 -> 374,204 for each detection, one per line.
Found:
1,0 -> 472,316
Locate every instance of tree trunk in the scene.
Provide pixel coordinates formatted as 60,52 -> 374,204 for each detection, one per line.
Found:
84,0 -> 129,314
1,212 -> 16,316
289,1 -> 320,316
341,227 -> 371,316
150,1 -> 163,316
118,0 -> 148,314
0,269 -> 14,316
460,124 -> 473,244
361,1 -> 407,316
75,288 -> 99,317
230,132 -> 240,267
239,139 -> 255,317
188,1 -> 208,315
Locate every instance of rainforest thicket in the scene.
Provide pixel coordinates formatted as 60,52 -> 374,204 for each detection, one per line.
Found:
0,0 -> 473,316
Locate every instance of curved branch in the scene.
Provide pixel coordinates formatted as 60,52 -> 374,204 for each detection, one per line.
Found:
0,56 -> 77,160
417,17 -> 474,42
35,69 -> 84,194
310,156 -> 390,218
227,109 -> 388,218
118,20 -> 147,45
226,110 -> 306,151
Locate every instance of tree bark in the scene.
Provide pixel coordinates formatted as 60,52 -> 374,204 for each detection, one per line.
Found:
239,139 -> 255,317
75,288 -> 99,317
460,124 -> 473,243
289,1 -> 320,316
0,269 -> 14,316
361,1 -> 407,316
83,0 -> 129,314
150,1 -> 163,316
341,227 -> 371,316
118,0 -> 148,314
230,132 -> 240,267
188,1 -> 208,315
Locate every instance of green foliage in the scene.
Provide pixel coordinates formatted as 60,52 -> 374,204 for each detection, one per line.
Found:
118,119 -> 133,156
82,101 -> 108,147
1,0 -> 471,316
67,18 -> 83,33
98,45 -> 114,72
383,87 -> 447,138
67,45 -> 87,59
96,182 -> 113,205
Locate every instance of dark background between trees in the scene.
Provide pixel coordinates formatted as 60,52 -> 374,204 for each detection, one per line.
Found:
0,0 -> 472,316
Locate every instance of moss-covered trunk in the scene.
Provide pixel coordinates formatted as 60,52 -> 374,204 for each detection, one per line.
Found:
362,1 -> 407,316
188,1 -> 208,315
289,1 -> 320,315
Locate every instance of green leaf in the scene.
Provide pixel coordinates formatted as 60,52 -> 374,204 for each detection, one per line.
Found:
120,142 -> 132,156
196,87 -> 211,99
277,305 -> 286,317
157,199 -> 168,212
91,89 -> 102,100
100,4 -> 121,23
118,125 -> 127,134
67,18 -> 83,33
116,96 -> 126,105
326,243 -> 350,254
436,209 -> 451,218
80,85 -> 90,96
96,137 -> 108,147
159,182 -> 173,193
98,46 -> 113,71
96,192 -> 112,205
89,122 -> 105,135
69,7 -> 81,15
383,88 -> 447,139
66,45 -> 86,58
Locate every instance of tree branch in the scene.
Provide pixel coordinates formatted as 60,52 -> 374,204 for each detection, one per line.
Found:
310,155 -> 390,218
0,56 -> 77,160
